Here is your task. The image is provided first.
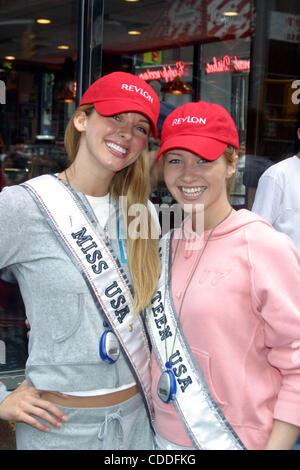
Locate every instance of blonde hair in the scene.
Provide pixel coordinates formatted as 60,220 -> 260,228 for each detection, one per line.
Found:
64,105 -> 161,314
64,105 -> 94,162
223,145 -> 238,198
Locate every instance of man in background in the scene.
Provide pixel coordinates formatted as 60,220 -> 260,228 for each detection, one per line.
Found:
252,128 -> 300,252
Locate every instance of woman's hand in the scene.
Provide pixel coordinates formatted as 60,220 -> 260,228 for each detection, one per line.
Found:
265,419 -> 300,450
0,380 -> 68,432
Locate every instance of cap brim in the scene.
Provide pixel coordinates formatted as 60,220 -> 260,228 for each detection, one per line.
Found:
155,135 -> 227,161
94,100 -> 158,139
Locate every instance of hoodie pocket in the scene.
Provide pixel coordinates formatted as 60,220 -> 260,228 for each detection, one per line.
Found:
50,292 -> 84,343
191,347 -> 228,409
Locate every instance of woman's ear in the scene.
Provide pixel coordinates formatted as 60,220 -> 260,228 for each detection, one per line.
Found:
226,154 -> 238,179
73,111 -> 88,132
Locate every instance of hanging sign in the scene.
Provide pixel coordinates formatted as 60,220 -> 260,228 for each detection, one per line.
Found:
138,61 -> 190,83
205,55 -> 250,74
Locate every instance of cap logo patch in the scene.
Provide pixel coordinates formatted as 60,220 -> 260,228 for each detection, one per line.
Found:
121,83 -> 154,104
172,116 -> 207,126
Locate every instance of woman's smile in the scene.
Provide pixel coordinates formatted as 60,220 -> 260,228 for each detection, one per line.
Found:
105,140 -> 129,159
179,186 -> 208,200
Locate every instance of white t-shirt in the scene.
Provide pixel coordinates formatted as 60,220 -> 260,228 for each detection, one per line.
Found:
86,192 -> 110,228
252,155 -> 300,253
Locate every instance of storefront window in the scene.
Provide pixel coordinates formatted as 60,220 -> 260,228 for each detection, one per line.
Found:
134,48 -> 194,108
102,0 -> 299,209
244,0 -> 300,207
0,0 -> 78,170
200,39 -> 250,208
0,0 -> 78,395
102,0 -> 255,209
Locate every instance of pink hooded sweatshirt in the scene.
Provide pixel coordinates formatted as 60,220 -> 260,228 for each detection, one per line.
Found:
151,209 -> 300,450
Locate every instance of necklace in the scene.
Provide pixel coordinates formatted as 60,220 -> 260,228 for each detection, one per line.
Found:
157,207 -> 233,404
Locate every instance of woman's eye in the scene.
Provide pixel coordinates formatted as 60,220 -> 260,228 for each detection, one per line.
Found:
112,114 -> 121,121
137,126 -> 149,135
197,158 -> 209,164
168,158 -> 181,164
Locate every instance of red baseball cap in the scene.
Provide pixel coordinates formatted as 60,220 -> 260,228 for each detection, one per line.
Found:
79,71 -> 160,138
156,101 -> 239,161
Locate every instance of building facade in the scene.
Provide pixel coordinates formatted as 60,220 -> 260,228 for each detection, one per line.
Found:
0,0 -> 299,448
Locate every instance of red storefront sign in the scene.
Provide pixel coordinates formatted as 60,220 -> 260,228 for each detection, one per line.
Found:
205,55 -> 250,74
138,61 -> 189,83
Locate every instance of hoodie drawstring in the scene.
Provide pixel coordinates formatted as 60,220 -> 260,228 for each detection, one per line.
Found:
98,409 -> 124,449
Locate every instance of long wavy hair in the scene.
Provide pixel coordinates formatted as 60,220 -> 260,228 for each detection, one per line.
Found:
223,145 -> 238,197
64,105 -> 161,314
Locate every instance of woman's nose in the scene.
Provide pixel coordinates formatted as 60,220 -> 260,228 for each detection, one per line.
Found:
118,123 -> 133,140
181,163 -> 198,182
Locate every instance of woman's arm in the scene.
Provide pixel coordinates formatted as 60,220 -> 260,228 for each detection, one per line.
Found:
249,229 -> 300,445
265,420 -> 300,450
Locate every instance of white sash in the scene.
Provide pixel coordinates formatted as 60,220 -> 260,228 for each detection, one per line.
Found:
23,175 -> 153,420
146,232 -> 245,449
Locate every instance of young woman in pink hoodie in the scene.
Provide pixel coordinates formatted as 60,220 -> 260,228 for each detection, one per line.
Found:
146,101 -> 300,450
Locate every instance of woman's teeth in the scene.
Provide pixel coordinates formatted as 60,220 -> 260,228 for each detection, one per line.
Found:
181,186 -> 207,196
106,142 -> 128,155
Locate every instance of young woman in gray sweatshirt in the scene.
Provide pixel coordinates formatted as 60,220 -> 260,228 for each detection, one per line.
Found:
0,72 -> 161,450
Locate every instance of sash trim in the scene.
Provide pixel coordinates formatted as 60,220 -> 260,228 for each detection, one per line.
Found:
146,232 -> 246,449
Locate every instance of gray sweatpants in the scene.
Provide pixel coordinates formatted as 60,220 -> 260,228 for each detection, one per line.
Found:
16,393 -> 154,450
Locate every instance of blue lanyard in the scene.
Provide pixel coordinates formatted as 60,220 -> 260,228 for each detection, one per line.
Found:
117,217 -> 127,264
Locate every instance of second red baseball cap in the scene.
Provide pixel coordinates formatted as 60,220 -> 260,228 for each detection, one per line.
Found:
79,71 -> 160,138
156,101 -> 239,161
